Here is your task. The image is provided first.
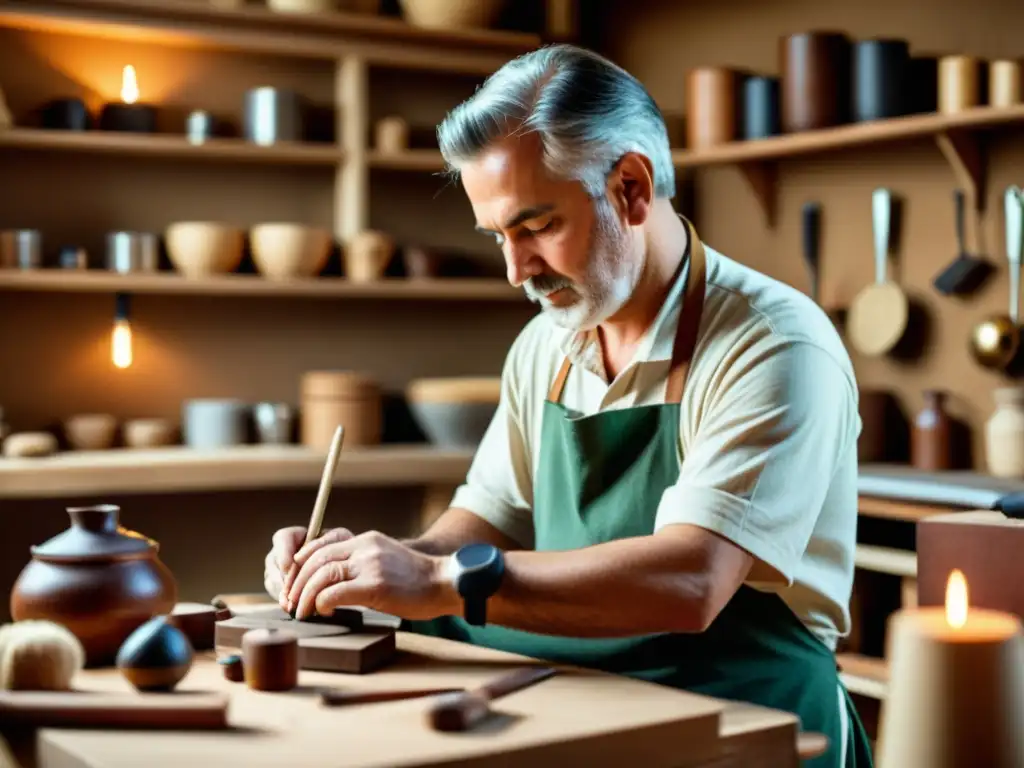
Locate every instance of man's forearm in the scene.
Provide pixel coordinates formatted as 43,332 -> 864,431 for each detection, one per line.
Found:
476,527 -> 752,638
403,507 -> 525,556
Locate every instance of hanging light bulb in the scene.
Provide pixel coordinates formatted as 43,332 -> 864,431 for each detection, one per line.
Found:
112,292 -> 133,369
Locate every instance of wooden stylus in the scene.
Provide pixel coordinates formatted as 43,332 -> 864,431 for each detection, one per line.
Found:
284,425 -> 345,596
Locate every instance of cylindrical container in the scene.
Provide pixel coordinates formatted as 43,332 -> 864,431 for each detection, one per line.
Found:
989,60 -> 1022,108
908,56 -> 940,113
684,67 -> 738,149
59,245 -> 88,269
300,371 -> 381,449
106,232 -> 159,273
375,116 -> 409,154
218,654 -> 245,682
186,110 -> 215,144
344,230 -> 395,282
911,390 -> 954,471
253,402 -> 294,444
985,386 -> 1024,478
876,606 -> 1024,768
0,229 -> 42,269
243,87 -> 304,146
742,76 -> 780,140
780,31 -> 852,132
40,98 -> 90,131
939,55 -> 983,114
182,399 -> 247,449
241,628 -> 298,692
853,38 -> 910,121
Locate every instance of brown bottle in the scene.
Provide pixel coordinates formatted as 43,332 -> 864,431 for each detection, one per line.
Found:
911,390 -> 953,471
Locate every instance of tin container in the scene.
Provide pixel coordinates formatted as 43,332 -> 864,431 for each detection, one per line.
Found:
243,87 -> 304,146
0,230 -> 42,269
107,232 -> 159,273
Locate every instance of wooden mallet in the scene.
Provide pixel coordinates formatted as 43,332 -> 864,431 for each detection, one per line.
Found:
283,425 -> 345,607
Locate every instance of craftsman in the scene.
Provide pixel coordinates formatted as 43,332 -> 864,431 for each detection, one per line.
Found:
265,44 -> 872,766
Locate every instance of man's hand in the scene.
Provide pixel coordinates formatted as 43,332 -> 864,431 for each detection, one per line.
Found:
263,525 -> 353,608
285,530 -> 459,621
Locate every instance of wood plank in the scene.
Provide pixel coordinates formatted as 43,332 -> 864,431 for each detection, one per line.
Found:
855,544 -> 917,578
671,104 -> 1024,168
837,653 -> 889,701
0,0 -> 537,73
0,271 -> 525,301
0,128 -> 344,165
858,495 -> 957,522
0,444 -> 474,498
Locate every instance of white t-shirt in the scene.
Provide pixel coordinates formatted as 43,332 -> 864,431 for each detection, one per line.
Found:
450,243 -> 861,650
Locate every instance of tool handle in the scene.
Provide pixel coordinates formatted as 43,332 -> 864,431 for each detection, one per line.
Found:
425,667 -> 557,732
872,188 -> 891,284
802,202 -> 821,303
321,687 -> 461,707
954,188 -> 966,254
478,665 -> 556,700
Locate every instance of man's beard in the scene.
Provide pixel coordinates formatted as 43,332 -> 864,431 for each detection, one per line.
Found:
523,197 -> 640,331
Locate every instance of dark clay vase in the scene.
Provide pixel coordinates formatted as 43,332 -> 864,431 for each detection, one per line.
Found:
9,504 -> 178,668
911,390 -> 954,471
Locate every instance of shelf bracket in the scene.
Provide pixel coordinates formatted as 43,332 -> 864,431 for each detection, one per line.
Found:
935,129 -> 987,212
737,161 -> 778,228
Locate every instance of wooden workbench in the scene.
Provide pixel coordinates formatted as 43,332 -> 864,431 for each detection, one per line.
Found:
9,631 -> 806,768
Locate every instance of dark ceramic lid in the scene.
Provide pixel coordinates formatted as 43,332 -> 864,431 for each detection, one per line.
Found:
31,504 -> 157,562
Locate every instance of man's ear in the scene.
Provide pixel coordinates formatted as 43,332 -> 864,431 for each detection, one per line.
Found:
606,152 -> 655,226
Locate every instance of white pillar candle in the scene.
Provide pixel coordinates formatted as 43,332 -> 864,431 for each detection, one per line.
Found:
877,569 -> 1024,767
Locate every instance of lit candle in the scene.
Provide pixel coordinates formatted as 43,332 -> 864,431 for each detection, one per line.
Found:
99,66 -> 157,133
111,293 -> 133,369
876,568 -> 1024,767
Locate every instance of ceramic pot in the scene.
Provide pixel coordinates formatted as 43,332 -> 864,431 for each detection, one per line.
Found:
985,386 -> 1024,478
780,31 -> 852,132
406,377 -> 501,447
9,504 -> 178,667
911,390 -> 953,471
345,230 -> 395,282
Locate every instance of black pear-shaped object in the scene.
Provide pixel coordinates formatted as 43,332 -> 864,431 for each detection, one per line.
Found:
116,615 -> 194,692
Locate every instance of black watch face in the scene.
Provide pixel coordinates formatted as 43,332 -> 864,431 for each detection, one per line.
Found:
456,543 -> 497,570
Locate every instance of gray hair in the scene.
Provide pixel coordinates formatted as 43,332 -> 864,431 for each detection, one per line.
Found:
437,44 -> 675,199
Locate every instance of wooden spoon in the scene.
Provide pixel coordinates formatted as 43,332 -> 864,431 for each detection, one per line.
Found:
970,186 -> 1022,369
847,188 -> 908,356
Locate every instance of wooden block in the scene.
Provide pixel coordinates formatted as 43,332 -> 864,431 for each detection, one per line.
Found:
214,606 -> 397,675
917,510 -> 1024,616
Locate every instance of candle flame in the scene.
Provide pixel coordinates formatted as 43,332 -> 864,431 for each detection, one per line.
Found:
945,568 -> 968,628
121,65 -> 139,105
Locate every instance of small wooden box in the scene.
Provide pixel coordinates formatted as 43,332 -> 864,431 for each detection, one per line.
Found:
917,510 -> 1024,616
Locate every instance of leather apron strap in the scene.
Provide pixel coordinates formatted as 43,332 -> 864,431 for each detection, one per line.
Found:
547,217 -> 707,406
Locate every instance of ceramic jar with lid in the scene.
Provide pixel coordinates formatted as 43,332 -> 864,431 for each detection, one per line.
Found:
985,386 -> 1024,478
9,504 -> 178,667
300,370 -> 381,449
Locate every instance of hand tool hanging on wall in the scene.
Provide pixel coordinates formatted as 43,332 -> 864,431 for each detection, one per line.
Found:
802,201 -> 822,304
933,188 -> 993,296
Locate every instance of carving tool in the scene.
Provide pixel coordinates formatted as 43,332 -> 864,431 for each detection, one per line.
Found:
283,424 -> 345,602
426,666 -> 557,731
320,686 -> 462,707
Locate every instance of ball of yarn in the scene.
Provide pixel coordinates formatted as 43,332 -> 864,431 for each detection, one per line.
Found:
0,620 -> 85,691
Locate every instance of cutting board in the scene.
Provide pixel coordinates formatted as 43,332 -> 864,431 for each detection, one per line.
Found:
214,607 -> 399,674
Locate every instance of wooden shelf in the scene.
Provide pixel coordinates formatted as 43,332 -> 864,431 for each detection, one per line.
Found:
855,544 -> 917,578
837,653 -> 889,701
671,104 -> 1024,226
368,149 -> 446,172
0,444 -> 474,498
0,128 -> 344,166
0,0 -> 540,74
0,271 -> 525,301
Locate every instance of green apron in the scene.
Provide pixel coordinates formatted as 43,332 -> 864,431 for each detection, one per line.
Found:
409,220 -> 873,767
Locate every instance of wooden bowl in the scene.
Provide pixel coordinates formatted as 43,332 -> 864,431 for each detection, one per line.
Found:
250,223 -> 333,280
64,414 -> 117,450
124,418 -> 176,448
165,222 -> 245,278
2,432 -> 57,458
406,377 -> 501,447
398,0 -> 505,28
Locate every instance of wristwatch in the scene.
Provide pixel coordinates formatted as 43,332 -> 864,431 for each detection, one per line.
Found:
448,543 -> 505,626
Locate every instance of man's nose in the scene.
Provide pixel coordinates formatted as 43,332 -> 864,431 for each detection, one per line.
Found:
505,241 -> 543,287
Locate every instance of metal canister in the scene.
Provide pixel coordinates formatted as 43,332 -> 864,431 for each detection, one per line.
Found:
106,232 -> 159,273
0,229 -> 42,269
243,87 -> 305,146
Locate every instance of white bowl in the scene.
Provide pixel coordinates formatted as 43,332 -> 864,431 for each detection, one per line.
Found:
249,223 -> 333,280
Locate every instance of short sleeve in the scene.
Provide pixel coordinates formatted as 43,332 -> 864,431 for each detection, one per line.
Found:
654,340 -> 858,584
448,332 -> 536,548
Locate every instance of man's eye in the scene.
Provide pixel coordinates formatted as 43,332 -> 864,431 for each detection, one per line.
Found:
527,219 -> 555,235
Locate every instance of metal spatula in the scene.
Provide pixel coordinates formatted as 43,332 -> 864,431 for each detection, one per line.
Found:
933,189 -> 993,296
